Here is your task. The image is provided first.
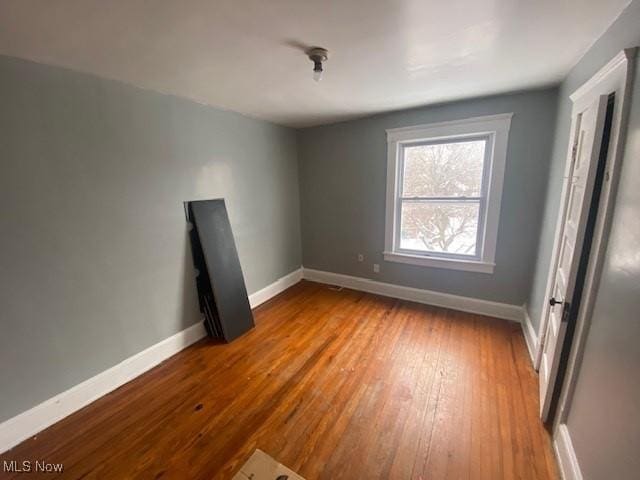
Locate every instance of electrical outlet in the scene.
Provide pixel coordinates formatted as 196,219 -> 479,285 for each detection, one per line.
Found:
373,263 -> 380,273
357,253 -> 364,262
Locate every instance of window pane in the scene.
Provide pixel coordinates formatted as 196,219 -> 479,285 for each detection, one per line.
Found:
402,140 -> 485,197
400,202 -> 479,255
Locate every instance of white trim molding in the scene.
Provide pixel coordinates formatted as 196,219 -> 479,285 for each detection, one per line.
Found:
536,48 -> 637,372
385,113 -> 514,143
0,322 -> 207,454
303,268 -> 523,322
547,46 -> 637,465
569,49 -> 636,103
0,267 -> 304,454
554,425 -> 584,480
521,304 -> 539,367
552,48 -> 637,423
248,268 -> 303,308
383,251 -> 495,273
529,47 -> 637,480
384,113 -> 512,274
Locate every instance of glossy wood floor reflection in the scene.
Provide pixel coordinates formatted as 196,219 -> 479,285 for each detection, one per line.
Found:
1,281 -> 558,479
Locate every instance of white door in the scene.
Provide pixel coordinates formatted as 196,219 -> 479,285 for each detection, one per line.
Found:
539,95 -> 608,421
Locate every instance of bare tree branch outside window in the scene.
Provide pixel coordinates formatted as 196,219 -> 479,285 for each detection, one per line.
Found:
400,140 -> 485,255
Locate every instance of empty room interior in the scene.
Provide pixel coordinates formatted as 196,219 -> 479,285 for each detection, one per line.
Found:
1,1 -> 640,479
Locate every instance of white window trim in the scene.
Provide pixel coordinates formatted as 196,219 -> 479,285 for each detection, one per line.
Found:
383,113 -> 513,274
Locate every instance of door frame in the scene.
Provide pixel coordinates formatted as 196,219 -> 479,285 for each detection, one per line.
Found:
539,93 -> 609,422
535,48 -> 636,374
532,46 -> 636,460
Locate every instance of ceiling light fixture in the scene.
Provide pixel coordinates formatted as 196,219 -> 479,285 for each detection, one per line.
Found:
307,47 -> 328,82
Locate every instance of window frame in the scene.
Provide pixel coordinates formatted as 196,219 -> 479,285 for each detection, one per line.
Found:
384,113 -> 513,274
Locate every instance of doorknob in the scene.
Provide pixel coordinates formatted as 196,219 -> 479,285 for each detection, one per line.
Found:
549,297 -> 563,307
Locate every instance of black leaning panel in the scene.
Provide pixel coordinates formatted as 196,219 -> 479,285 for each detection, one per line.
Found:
189,199 -> 254,342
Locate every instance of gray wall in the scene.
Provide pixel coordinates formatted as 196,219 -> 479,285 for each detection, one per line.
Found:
0,56 -> 301,422
298,89 -> 558,306
525,1 -> 640,478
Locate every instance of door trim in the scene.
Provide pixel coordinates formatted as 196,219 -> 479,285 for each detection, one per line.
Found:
535,48 -> 636,372
551,48 -> 636,428
535,46 -> 636,479
539,94 -> 609,421
533,47 -> 636,470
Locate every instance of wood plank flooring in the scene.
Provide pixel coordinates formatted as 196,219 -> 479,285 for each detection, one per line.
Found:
0,281 -> 558,479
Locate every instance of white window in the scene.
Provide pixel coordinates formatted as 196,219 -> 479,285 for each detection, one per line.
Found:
384,114 -> 512,273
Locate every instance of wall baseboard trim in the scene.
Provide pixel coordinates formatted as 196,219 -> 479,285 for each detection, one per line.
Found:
0,321 -> 207,454
302,268 -> 524,322
554,424 -> 584,480
0,267 -> 304,454
248,268 -> 303,308
522,304 -> 539,367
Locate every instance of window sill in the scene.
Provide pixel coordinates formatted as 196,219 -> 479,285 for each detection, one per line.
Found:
383,251 -> 495,274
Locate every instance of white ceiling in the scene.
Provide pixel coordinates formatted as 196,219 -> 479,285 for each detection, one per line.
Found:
0,0 -> 631,127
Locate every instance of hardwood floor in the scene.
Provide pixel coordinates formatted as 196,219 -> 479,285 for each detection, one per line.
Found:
1,281 -> 558,479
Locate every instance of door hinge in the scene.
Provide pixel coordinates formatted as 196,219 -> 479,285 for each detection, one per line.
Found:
571,143 -> 578,161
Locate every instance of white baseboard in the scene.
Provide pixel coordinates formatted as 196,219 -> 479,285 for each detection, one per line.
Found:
522,304 -> 539,367
248,268 -> 303,308
554,424 -> 583,480
302,268 -> 524,322
0,321 -> 207,454
0,267 -> 304,454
